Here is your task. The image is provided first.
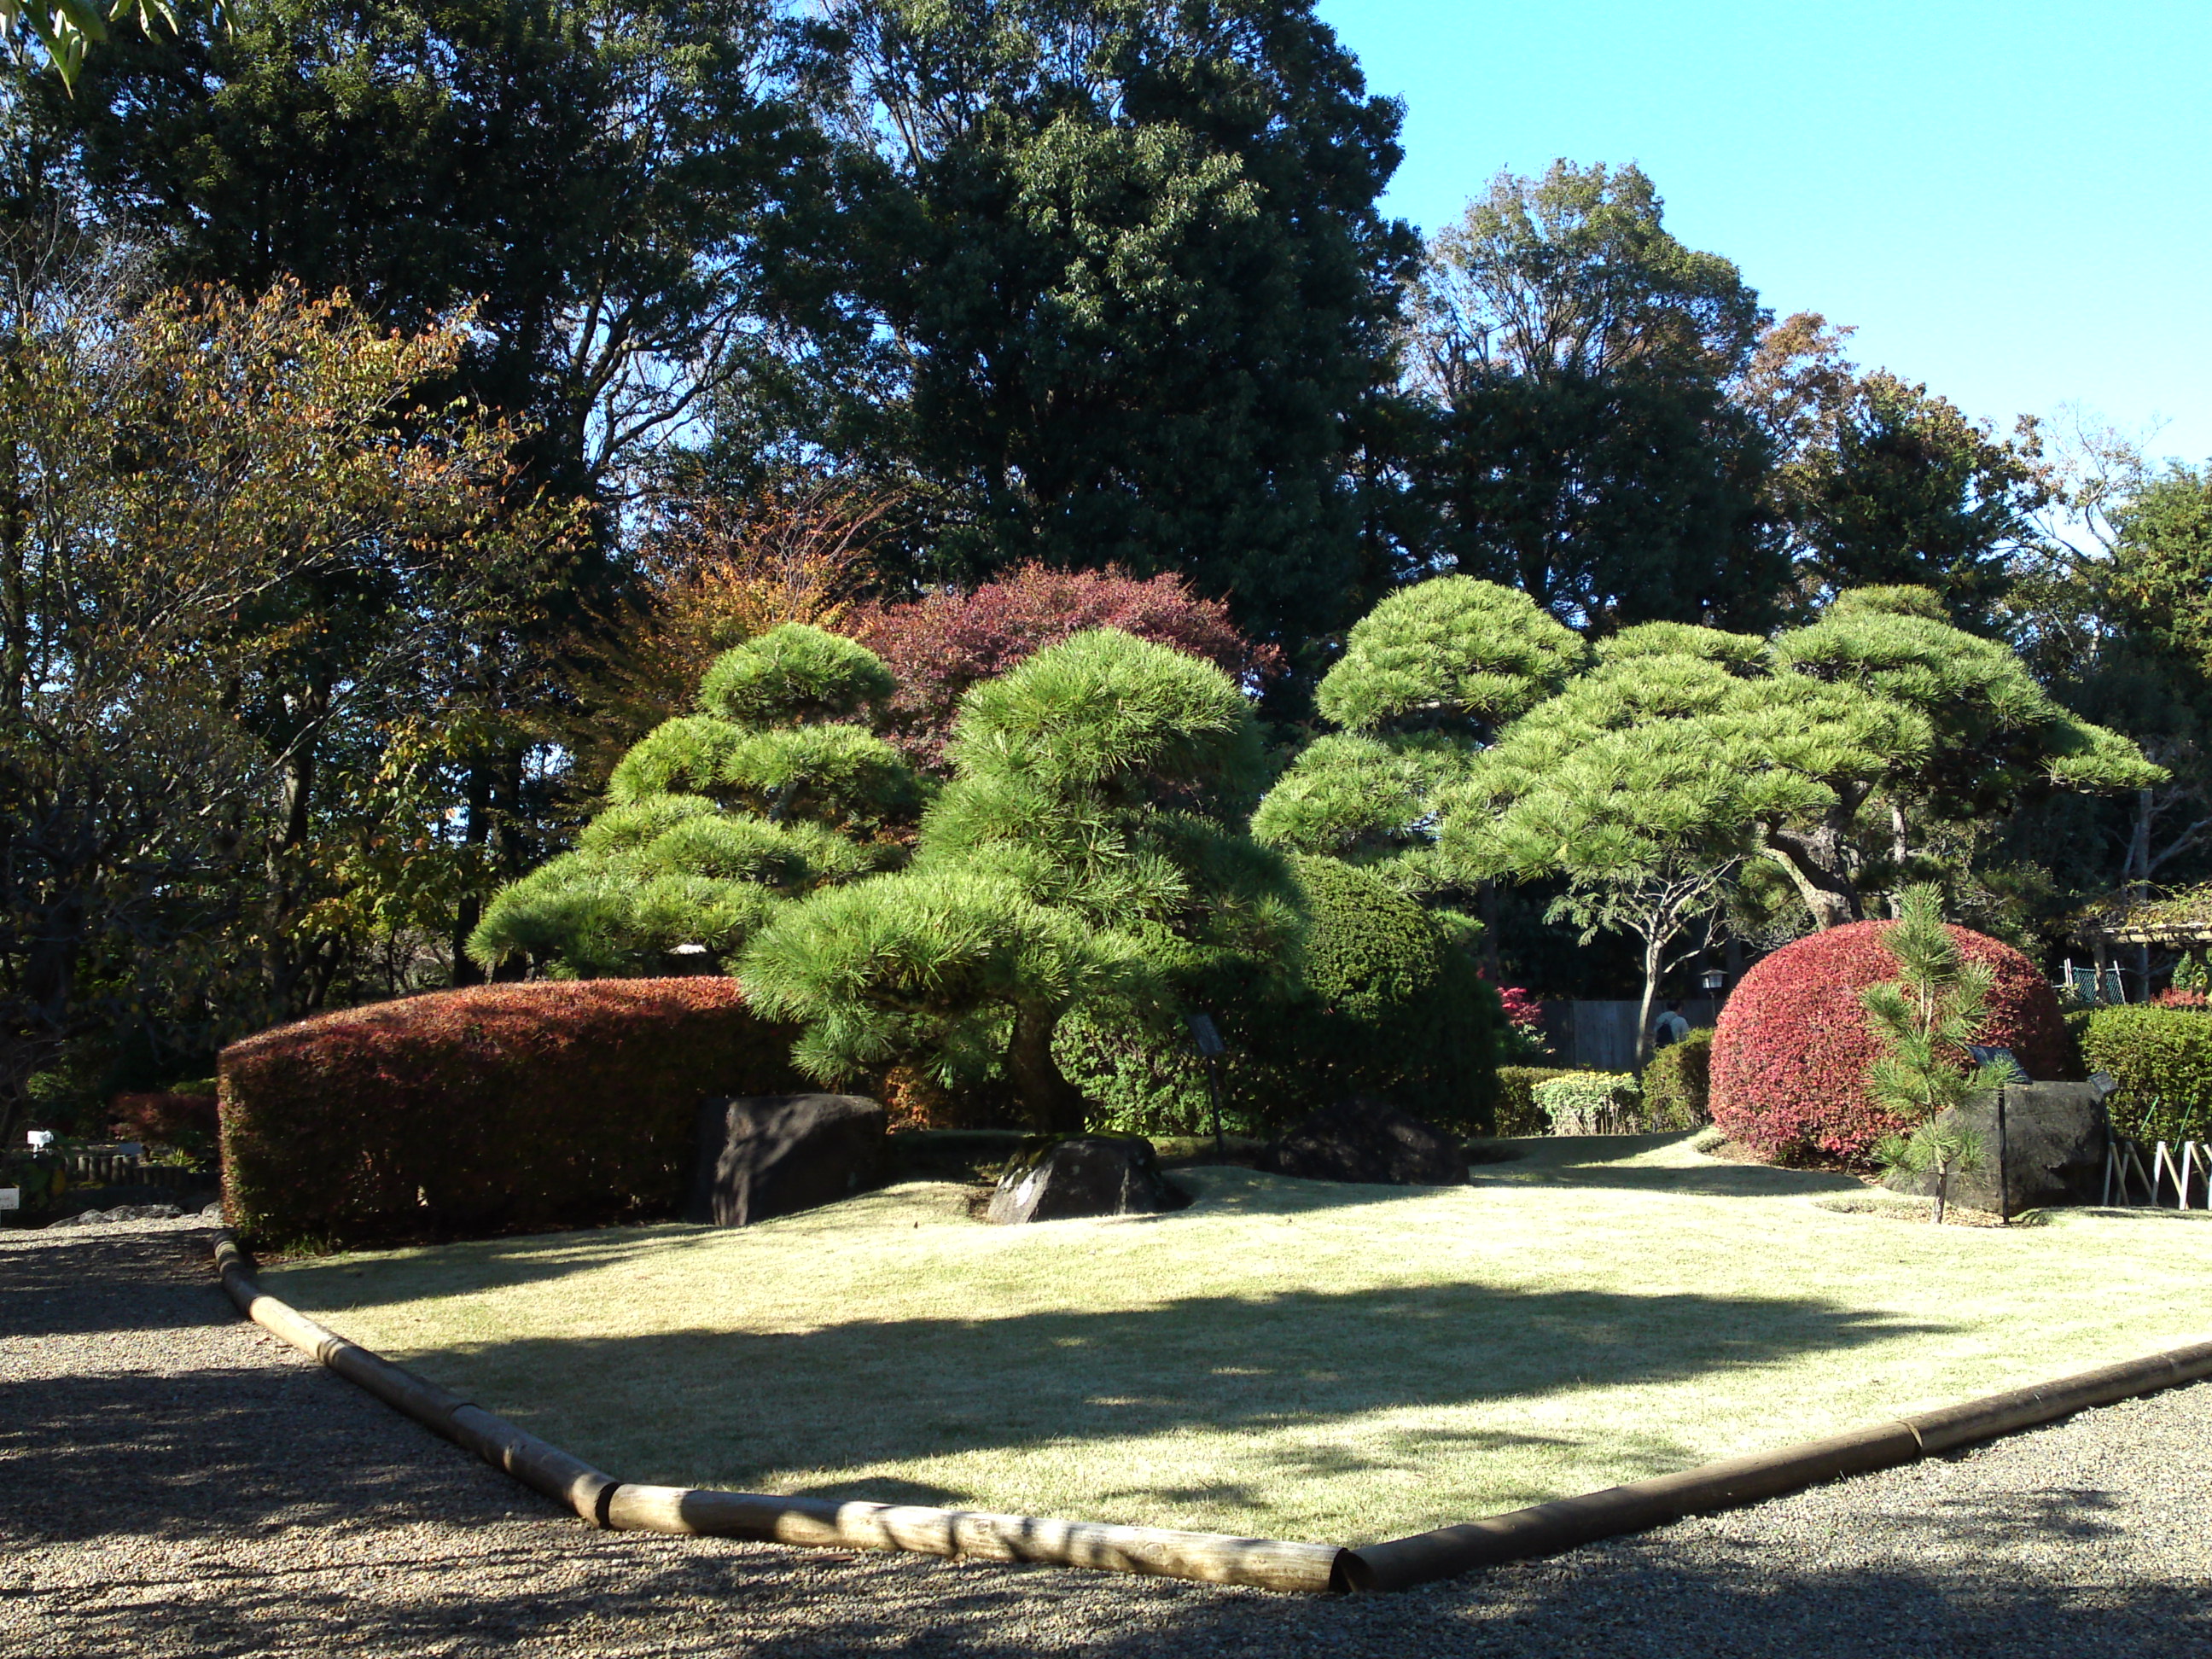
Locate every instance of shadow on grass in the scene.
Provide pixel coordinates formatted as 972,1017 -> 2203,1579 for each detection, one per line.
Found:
424,1277 -> 1942,1502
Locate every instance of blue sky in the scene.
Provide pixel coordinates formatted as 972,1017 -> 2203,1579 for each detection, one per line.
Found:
1315,0 -> 2211,468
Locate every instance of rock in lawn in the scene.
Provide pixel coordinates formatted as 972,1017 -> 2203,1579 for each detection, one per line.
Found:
687,1095 -> 888,1227
986,1135 -> 1183,1225
1883,1081 -> 2106,1218
1259,1097 -> 1469,1186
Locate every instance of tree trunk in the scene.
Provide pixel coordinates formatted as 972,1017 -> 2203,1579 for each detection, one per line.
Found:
1007,1002 -> 1087,1134
1933,1164 -> 1949,1225
1888,800 -> 1910,915
1477,877 -> 1502,980
450,759 -> 497,987
1635,932 -> 1664,1069
2127,787 -> 2155,1000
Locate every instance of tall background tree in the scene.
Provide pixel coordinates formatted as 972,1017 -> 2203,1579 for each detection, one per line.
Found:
1403,160 -> 1784,632
0,247 -> 573,1140
795,0 -> 1417,655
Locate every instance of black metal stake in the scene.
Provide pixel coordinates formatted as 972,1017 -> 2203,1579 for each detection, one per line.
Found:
1186,1012 -> 1227,1156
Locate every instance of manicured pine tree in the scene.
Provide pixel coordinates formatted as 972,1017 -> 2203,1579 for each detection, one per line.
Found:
469,625 -> 923,977
740,629 -> 1299,1132
1252,575 -> 1584,895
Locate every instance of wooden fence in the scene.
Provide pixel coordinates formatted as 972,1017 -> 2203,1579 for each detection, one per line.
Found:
1536,1000 -> 1720,1072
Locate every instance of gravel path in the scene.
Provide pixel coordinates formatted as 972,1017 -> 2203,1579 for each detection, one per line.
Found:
5,1220 -> 2212,1657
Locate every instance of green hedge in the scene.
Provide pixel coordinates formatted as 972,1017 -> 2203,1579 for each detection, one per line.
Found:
2080,1004 -> 2212,1144
1642,1027 -> 1714,1131
220,979 -> 806,1252
1496,1067 -> 1580,1137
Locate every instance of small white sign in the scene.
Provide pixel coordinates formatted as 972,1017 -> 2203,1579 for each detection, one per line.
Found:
25,1130 -> 52,1150
0,1189 -> 18,1211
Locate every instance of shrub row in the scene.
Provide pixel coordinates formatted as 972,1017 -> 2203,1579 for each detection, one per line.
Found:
1534,1071 -> 1639,1133
1642,1028 -> 1714,1131
220,979 -> 806,1251
2079,1004 -> 2212,1144
1495,1067 -> 1579,1136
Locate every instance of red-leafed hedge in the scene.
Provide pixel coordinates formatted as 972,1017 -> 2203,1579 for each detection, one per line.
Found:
220,979 -> 806,1251
1709,921 -> 2075,1163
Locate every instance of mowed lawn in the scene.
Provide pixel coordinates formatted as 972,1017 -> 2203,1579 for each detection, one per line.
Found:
262,1135 -> 2212,1545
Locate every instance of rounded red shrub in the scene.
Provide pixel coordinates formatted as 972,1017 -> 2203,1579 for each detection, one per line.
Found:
1709,920 -> 2075,1163
220,979 -> 806,1251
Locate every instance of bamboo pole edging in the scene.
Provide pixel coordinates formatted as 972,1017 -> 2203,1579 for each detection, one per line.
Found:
1341,1335 -> 2212,1592
209,1231 -> 1346,1593
212,1232 -> 2212,1597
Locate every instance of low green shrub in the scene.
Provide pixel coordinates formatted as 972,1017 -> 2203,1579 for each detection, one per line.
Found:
220,979 -> 807,1252
1642,1028 -> 1714,1131
1496,1066 -> 1579,1136
2080,1004 -> 2212,1144
1534,1072 -> 1641,1134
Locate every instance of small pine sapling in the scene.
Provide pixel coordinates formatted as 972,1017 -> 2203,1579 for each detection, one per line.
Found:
1860,885 -> 2012,1221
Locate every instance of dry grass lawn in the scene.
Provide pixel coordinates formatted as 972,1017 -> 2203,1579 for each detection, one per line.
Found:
262,1134 -> 2212,1545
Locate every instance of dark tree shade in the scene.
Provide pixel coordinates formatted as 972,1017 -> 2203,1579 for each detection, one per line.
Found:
812,0 -> 1418,650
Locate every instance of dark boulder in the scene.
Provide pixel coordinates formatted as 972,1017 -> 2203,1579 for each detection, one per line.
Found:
686,1094 -> 888,1226
1882,1082 -> 2106,1217
986,1135 -> 1184,1225
1259,1097 -> 1469,1186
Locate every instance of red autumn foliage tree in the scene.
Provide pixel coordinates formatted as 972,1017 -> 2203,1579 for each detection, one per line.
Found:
842,563 -> 1282,768
1709,919 -> 2075,1163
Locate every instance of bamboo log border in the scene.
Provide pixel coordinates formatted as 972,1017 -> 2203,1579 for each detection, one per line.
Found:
212,1231 -> 2212,1597
211,1231 -> 1347,1593
1342,1336 -> 2212,1592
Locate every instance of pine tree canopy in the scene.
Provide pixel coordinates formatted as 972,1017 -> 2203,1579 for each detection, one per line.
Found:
742,627 -> 1300,1130
469,624 -> 921,977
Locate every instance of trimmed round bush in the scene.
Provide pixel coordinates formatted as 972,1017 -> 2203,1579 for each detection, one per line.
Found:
220,980 -> 806,1251
2080,1005 -> 2212,1144
1710,920 -> 2074,1162
1239,857 -> 1502,1133
1642,1027 -> 1714,1131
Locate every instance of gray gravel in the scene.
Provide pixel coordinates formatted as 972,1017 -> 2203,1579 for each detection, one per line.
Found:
4,1219 -> 2211,1657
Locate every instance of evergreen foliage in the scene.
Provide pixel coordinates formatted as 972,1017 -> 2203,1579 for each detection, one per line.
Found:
1780,374 -> 2052,626
1057,853 -> 1503,1137
1641,1027 -> 1714,1130
1405,161 -> 1785,632
1254,575 -> 1582,895
2078,1005 -> 2212,1146
741,628 -> 1299,1130
808,0 -> 1417,647
469,625 -> 918,978
1859,887 -> 2011,1217
1447,592 -> 2161,939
